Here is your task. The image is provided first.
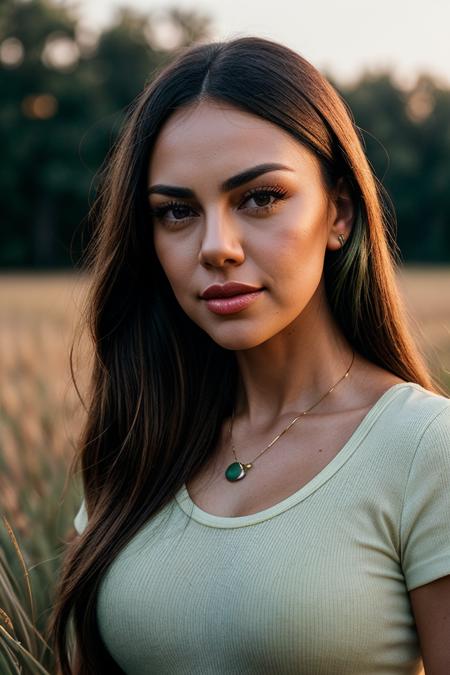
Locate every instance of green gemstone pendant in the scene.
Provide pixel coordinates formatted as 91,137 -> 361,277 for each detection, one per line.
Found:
225,461 -> 252,482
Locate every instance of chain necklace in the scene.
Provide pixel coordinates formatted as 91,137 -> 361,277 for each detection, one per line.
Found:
224,350 -> 356,482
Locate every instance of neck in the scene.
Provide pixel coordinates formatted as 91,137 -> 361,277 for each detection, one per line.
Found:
232,298 -> 362,430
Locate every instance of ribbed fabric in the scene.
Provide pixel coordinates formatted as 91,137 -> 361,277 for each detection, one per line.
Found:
74,382 -> 450,674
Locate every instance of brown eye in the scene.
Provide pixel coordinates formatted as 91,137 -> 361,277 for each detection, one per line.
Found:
246,192 -> 275,207
239,186 -> 289,213
149,201 -> 197,227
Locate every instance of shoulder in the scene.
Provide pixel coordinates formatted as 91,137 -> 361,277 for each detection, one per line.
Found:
349,357 -> 448,430
383,381 -> 450,437
409,387 -> 450,467
398,386 -> 450,590
395,382 -> 450,492
363,381 -> 450,474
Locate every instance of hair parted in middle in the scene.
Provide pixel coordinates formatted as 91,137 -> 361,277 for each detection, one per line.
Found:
48,35 -> 440,675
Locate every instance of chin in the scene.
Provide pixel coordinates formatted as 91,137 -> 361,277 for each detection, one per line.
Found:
205,325 -> 272,352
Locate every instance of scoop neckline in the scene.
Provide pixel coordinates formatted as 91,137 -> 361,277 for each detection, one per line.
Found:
174,382 -> 419,529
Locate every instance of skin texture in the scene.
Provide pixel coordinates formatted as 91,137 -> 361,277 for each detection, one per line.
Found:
147,97 -> 404,491
148,99 -> 400,424
147,99 -> 450,672
409,576 -> 450,674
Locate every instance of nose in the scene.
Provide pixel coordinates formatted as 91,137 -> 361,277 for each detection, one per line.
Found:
198,209 -> 245,268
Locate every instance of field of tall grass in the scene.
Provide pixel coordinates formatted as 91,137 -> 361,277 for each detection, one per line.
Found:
0,272 -> 91,673
0,268 -> 449,672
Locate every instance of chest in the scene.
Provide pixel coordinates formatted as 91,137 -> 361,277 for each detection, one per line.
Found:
186,404 -> 374,517
96,490 -> 420,675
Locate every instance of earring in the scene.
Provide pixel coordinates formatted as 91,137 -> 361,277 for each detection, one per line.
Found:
337,234 -> 345,248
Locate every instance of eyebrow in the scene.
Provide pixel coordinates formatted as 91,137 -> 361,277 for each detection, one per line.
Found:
147,162 -> 294,198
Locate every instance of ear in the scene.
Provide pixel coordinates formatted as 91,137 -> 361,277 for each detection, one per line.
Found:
326,176 -> 355,252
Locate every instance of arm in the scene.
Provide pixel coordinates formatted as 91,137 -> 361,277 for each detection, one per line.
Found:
400,404 -> 450,674
410,574 -> 450,675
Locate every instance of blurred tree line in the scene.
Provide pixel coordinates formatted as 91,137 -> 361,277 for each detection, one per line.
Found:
0,0 -> 449,269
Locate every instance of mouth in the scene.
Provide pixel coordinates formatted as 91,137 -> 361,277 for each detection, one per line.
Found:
201,288 -> 265,315
200,282 -> 264,300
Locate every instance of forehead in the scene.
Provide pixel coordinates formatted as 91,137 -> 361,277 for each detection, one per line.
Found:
147,99 -> 319,182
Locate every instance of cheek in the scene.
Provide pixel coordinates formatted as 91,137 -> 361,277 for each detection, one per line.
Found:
263,224 -> 311,272
153,232 -> 192,297
153,230 -> 175,275
153,235 -> 175,287
264,222 -> 326,301
273,203 -> 328,265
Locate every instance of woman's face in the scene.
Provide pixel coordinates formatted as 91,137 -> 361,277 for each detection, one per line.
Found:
148,99 -> 351,350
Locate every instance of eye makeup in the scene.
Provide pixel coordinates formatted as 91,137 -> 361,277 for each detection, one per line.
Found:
149,184 -> 289,228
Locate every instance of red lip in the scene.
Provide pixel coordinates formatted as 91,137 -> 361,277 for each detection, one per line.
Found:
200,282 -> 263,299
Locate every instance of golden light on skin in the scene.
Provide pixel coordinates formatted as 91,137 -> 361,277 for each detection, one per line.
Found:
148,100 -> 353,352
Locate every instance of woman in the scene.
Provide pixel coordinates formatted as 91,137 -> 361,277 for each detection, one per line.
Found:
48,36 -> 450,674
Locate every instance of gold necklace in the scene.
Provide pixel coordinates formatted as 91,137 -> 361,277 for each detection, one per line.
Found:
224,350 -> 356,482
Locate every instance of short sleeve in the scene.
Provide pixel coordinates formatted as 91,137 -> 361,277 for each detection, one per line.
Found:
73,498 -> 88,535
400,403 -> 450,591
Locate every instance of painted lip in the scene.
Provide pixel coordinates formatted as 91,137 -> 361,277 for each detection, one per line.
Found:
203,289 -> 265,315
200,282 -> 263,299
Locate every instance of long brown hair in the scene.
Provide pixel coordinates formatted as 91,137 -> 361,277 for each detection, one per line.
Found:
47,35 -> 447,674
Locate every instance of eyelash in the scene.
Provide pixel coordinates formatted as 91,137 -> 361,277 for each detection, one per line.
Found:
149,185 -> 289,228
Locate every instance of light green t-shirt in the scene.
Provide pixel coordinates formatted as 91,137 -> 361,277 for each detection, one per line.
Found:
74,382 -> 450,674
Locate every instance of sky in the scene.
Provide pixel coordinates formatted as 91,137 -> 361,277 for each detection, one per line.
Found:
70,0 -> 450,89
